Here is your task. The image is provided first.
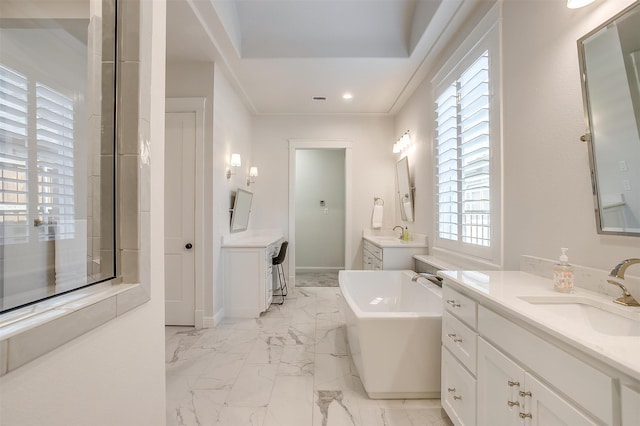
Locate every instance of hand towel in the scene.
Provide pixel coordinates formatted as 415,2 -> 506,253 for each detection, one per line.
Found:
371,204 -> 383,229
402,197 -> 414,222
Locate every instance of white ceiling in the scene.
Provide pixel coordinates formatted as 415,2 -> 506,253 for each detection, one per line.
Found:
166,0 -> 482,115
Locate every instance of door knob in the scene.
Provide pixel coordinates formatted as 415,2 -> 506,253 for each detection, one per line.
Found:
185,243 -> 193,249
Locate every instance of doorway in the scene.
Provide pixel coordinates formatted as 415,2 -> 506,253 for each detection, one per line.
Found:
164,98 -> 205,326
288,140 -> 352,287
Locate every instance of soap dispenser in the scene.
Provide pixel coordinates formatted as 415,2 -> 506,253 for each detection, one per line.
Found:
553,248 -> 574,293
402,227 -> 409,241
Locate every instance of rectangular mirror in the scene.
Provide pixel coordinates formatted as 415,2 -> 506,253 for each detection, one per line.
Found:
0,0 -> 117,312
396,156 -> 414,222
230,188 -> 253,233
578,2 -> 640,236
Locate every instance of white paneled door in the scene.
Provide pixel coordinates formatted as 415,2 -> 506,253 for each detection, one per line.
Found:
164,112 -> 196,325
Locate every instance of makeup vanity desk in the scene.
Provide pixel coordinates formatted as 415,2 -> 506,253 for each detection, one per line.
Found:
222,231 -> 284,318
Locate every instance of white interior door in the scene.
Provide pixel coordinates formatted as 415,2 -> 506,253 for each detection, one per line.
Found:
164,111 -> 196,325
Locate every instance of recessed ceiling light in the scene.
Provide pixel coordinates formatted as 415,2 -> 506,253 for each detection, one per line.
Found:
342,93 -> 353,100
567,0 -> 594,8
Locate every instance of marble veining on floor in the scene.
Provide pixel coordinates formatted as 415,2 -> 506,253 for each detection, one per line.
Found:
166,287 -> 452,426
294,271 -> 340,287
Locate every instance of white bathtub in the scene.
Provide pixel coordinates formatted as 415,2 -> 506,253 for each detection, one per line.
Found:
338,270 -> 442,399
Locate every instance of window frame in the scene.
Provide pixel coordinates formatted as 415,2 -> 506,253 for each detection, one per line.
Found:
431,8 -> 502,268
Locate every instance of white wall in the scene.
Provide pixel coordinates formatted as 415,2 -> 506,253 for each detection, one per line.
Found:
395,0 -> 640,272
295,149 -> 345,270
212,64 -> 254,318
165,62 -> 216,320
0,0 -> 167,424
251,115 -> 395,270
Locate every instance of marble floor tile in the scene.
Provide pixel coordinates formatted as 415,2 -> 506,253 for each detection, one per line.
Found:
263,375 -> 314,426
165,286 -> 452,426
226,363 -> 279,407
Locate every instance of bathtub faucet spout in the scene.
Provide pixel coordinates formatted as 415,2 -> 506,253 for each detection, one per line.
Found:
411,272 -> 443,287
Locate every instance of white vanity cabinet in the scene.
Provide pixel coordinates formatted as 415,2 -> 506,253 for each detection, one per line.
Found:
441,286 -> 478,426
362,237 -> 428,270
363,240 -> 383,270
477,337 -> 599,426
439,272 -> 635,426
621,384 -> 640,426
222,234 -> 283,318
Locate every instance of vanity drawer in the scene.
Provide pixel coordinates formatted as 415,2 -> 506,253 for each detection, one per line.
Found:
443,311 -> 477,375
442,347 -> 476,426
622,383 -> 640,426
443,285 -> 477,329
363,240 -> 383,260
478,306 -> 614,425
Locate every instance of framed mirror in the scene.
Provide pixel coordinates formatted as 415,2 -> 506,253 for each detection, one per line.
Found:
578,2 -> 640,236
396,156 -> 414,222
230,188 -> 253,233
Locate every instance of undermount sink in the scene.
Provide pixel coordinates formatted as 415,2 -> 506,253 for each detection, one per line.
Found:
518,296 -> 640,336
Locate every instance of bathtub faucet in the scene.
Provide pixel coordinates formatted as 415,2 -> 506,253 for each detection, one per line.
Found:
411,272 -> 443,287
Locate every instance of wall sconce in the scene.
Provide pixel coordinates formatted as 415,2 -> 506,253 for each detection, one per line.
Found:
247,166 -> 258,186
226,153 -> 241,179
392,131 -> 411,154
567,0 -> 595,9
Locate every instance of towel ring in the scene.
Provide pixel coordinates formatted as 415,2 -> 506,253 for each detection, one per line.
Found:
374,197 -> 384,206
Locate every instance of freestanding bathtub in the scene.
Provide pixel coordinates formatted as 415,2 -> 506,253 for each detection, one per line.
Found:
338,270 -> 442,399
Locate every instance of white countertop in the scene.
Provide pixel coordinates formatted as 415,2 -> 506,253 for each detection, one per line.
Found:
363,235 -> 428,248
439,270 -> 640,382
222,230 -> 284,248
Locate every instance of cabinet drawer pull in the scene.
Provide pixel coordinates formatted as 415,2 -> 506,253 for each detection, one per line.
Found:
507,380 -> 520,387
519,412 -> 532,419
446,300 -> 461,307
519,390 -> 532,397
447,387 -> 456,393
446,333 -> 463,343
507,400 -> 520,407
453,395 -> 462,400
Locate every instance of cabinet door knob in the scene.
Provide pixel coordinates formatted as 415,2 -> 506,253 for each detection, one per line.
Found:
446,300 -> 461,307
447,387 -> 456,393
507,400 -> 520,407
507,380 -> 520,387
519,412 -> 532,419
185,243 -> 193,249
453,395 -> 462,400
519,390 -> 532,397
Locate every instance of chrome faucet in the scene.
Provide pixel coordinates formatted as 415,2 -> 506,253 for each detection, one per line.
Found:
607,258 -> 640,306
393,225 -> 404,239
411,272 -> 443,287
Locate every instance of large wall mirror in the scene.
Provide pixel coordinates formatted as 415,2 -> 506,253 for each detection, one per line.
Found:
0,0 -> 117,312
578,2 -> 640,236
396,156 -> 414,222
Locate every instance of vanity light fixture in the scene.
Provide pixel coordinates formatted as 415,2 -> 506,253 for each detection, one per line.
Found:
392,131 -> 411,154
247,166 -> 258,186
227,153 -> 241,179
567,0 -> 595,9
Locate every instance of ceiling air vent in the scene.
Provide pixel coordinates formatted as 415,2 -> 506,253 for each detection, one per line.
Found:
312,96 -> 327,101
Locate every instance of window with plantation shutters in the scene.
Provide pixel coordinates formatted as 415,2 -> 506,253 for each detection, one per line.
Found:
36,83 -> 75,241
432,15 -> 500,265
435,51 -> 491,247
0,65 -> 30,244
0,64 -> 75,245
